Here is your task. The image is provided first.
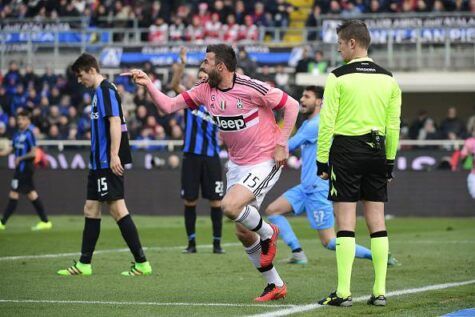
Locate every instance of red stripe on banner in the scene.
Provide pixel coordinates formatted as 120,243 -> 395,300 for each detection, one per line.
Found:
181,92 -> 198,110
274,92 -> 288,110
244,111 -> 259,122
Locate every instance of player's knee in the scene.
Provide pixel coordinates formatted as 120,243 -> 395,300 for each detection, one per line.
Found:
27,191 -> 38,201
9,191 -> 19,200
83,202 -> 100,218
221,197 -> 241,219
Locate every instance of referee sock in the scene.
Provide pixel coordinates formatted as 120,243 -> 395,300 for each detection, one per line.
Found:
268,215 -> 301,251
31,198 -> 48,222
245,239 -> 283,287
184,205 -> 197,241
1,199 -> 18,225
370,231 -> 389,296
336,231 -> 356,299
117,215 -> 147,263
79,217 -> 101,264
235,205 -> 273,240
210,206 -> 222,241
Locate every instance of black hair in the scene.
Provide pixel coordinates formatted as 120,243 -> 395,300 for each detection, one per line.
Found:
304,85 -> 324,99
71,53 -> 100,74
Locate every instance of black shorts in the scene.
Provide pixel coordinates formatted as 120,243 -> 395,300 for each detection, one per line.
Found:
181,153 -> 223,201
87,169 -> 124,202
11,169 -> 35,194
328,134 -> 388,202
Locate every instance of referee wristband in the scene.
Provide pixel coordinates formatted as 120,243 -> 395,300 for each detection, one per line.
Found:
316,161 -> 329,176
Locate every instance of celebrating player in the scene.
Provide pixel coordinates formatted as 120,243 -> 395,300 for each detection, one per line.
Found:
0,110 -> 52,231
57,53 -> 152,276
123,44 -> 299,301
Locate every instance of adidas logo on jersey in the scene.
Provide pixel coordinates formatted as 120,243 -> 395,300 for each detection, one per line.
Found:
213,115 -> 246,131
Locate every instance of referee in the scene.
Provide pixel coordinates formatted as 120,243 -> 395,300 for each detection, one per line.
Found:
316,20 -> 401,307
171,48 -> 224,254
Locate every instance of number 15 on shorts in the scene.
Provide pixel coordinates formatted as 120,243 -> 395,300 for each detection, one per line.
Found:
97,177 -> 108,193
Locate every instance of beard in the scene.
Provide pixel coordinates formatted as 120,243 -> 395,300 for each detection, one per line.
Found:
207,69 -> 221,88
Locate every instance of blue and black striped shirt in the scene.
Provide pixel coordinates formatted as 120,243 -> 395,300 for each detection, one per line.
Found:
183,105 -> 219,157
90,80 -> 131,170
13,127 -> 36,173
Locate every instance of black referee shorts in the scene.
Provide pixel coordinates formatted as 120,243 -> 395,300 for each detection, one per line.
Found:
328,134 -> 388,202
181,153 -> 223,201
10,167 -> 35,194
87,168 -> 124,202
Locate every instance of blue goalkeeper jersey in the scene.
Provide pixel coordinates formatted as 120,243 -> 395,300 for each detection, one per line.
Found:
288,114 -> 328,192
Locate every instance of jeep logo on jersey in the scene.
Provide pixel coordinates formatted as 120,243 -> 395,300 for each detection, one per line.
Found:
213,115 -> 246,131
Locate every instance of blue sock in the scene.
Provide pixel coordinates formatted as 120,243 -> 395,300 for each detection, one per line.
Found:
325,237 -> 372,260
355,243 -> 372,260
268,215 -> 301,251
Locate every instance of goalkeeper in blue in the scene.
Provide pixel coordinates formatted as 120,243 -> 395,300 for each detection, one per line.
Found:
265,86 -> 397,266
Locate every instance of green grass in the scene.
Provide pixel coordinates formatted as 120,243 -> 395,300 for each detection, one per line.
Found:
0,216 -> 474,317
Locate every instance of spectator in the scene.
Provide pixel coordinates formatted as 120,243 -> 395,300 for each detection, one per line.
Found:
274,65 -> 290,91
409,110 -> 431,139
257,65 -> 274,85
418,118 -> 440,141
169,17 -> 186,42
117,84 -> 136,115
11,84 -> 27,114
212,0 -> 233,24
3,61 -> 22,96
306,5 -> 322,41
149,17 -> 168,43
48,124 -> 61,140
205,12 -> 222,42
47,105 -> 61,128
308,50 -> 329,74
237,49 -> 258,77
223,14 -> 240,42
23,65 -> 40,90
234,0 -> 247,24
41,67 -> 57,89
186,15 -> 206,42
239,15 -> 259,42
440,107 -> 466,139
271,0 -> 295,28
252,2 -> 271,27
295,47 -> 313,73
0,87 -> 10,115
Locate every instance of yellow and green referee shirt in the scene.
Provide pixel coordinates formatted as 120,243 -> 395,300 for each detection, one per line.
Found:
317,57 -> 402,163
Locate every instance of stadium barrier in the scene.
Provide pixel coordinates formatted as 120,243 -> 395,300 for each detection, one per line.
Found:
0,139 -> 472,217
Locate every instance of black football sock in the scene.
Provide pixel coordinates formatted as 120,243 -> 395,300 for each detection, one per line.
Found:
210,206 -> 223,243
184,205 -> 197,242
117,214 -> 147,263
79,218 -> 101,264
1,199 -> 18,225
31,198 -> 48,222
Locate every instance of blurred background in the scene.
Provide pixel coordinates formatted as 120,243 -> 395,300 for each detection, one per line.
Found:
0,0 -> 473,215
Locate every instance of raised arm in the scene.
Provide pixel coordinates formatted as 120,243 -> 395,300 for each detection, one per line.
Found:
121,69 -> 190,114
170,47 -> 187,94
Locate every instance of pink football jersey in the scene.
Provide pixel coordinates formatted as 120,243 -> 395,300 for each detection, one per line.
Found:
181,74 -> 289,165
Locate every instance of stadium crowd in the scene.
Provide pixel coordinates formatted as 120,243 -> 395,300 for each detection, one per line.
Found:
0,60 -> 473,146
1,0 -> 474,43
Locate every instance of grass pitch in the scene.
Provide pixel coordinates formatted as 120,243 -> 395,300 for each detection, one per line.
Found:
0,216 -> 474,317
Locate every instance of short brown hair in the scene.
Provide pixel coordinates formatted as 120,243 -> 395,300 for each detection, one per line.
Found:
206,44 -> 237,72
71,53 -> 100,74
336,20 -> 371,49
